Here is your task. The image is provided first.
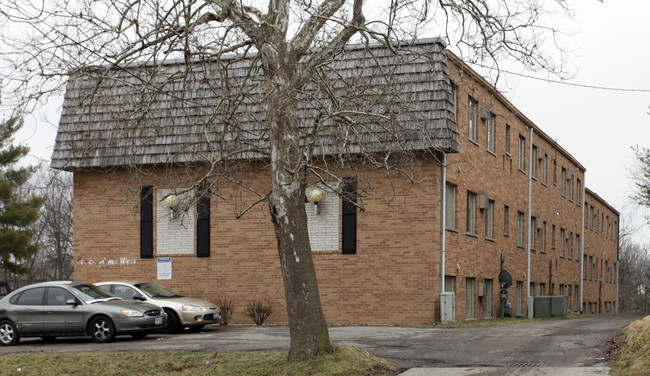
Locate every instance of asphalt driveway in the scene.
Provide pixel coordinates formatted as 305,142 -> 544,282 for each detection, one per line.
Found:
0,314 -> 640,375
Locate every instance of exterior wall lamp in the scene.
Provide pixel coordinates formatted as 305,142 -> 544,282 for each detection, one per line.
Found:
308,188 -> 323,215
164,194 -> 180,220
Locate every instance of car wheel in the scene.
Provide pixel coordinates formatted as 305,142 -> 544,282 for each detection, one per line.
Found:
188,325 -> 205,333
131,332 -> 148,339
160,309 -> 181,334
0,320 -> 19,346
89,316 -> 116,343
41,336 -> 57,343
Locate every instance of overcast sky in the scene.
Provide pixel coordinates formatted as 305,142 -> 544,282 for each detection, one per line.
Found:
7,0 -> 650,244
496,0 -> 650,243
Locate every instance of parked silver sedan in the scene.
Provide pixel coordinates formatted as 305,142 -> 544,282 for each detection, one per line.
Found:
96,281 -> 220,333
0,281 -> 165,346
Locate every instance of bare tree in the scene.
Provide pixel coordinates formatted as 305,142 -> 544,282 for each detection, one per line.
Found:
31,168 -> 74,282
1,0 -> 572,358
618,235 -> 650,313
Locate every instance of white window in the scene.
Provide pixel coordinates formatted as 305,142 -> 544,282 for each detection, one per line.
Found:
445,276 -> 456,293
517,211 -> 525,247
518,136 -> 526,172
560,228 -> 565,257
531,146 -> 537,179
446,183 -> 457,230
487,113 -> 495,153
531,217 -> 536,250
466,278 -> 475,319
516,281 -> 523,316
540,220 -> 546,253
484,279 -> 493,319
451,82 -> 458,122
541,149 -> 547,184
505,125 -> 511,154
485,199 -> 494,239
468,97 -> 478,142
467,192 -> 477,235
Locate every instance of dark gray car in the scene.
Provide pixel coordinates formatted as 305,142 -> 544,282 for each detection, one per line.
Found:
0,281 -> 165,346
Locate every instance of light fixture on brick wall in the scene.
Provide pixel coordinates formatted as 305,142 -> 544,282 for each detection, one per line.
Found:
164,194 -> 180,220
308,188 -> 323,215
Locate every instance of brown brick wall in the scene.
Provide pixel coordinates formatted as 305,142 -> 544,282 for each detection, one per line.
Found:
73,162 -> 445,325
444,55 -> 618,320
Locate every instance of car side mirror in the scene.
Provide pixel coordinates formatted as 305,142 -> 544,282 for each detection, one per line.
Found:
133,293 -> 146,301
66,298 -> 80,306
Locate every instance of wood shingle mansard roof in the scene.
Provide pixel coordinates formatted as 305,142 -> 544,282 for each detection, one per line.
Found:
51,39 -> 459,171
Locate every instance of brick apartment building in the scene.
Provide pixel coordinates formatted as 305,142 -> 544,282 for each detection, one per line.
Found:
51,39 -> 619,325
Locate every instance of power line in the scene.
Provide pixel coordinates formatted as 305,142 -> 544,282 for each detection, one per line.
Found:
475,65 -> 650,93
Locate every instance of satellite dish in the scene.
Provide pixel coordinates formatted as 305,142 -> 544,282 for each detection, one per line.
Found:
498,270 -> 513,289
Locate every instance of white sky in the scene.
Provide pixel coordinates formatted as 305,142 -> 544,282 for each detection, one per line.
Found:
7,0 -> 650,244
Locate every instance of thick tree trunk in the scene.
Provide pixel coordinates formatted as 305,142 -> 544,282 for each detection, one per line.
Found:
265,68 -> 333,358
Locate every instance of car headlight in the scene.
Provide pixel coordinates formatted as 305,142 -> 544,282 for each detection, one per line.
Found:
120,309 -> 145,317
181,305 -> 202,312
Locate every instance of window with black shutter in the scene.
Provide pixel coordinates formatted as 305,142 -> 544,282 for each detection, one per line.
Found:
140,186 -> 154,258
342,177 -> 357,254
196,186 -> 210,257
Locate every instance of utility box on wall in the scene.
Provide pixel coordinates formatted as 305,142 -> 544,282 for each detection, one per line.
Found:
533,296 -> 566,318
441,292 -> 456,324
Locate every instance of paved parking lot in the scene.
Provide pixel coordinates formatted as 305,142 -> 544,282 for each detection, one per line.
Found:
0,314 -> 640,375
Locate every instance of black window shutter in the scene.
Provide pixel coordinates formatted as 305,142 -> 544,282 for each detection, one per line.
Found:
196,187 -> 211,257
342,177 -> 357,254
140,186 -> 154,259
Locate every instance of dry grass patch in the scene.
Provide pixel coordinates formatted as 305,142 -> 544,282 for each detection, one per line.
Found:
610,315 -> 650,376
0,345 -> 398,376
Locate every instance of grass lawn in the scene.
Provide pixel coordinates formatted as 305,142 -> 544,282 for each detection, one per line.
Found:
0,345 -> 399,376
610,315 -> 650,376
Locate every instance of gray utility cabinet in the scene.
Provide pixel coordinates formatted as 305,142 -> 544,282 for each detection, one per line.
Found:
533,295 -> 566,318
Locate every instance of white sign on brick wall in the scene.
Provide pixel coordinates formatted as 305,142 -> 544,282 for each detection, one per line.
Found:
157,257 -> 172,280
156,188 -> 194,255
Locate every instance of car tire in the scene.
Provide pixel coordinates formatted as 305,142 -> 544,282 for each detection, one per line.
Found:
41,336 -> 57,343
89,316 -> 116,343
160,309 -> 181,334
188,325 -> 205,333
0,320 -> 19,346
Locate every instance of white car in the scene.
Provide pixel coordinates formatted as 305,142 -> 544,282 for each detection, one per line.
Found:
96,281 -> 220,333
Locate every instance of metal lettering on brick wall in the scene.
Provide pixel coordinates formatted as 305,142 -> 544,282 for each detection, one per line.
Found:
77,257 -> 138,266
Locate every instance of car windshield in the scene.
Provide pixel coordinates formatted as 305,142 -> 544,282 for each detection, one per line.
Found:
135,283 -> 182,299
72,284 -> 120,303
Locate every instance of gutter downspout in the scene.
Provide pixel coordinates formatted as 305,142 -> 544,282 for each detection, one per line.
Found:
527,127 -> 533,318
440,153 -> 448,323
441,153 -> 447,294
580,173 -> 586,313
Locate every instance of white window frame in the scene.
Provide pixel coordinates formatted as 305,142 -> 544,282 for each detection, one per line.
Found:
467,191 -> 477,235
518,136 -> 526,172
485,199 -> 494,239
446,183 -> 457,230
487,113 -> 495,153
468,97 -> 478,142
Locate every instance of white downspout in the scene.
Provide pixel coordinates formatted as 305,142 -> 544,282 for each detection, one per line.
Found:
441,153 -> 447,295
580,173 -> 586,313
527,127 -> 533,318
